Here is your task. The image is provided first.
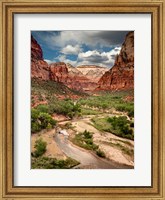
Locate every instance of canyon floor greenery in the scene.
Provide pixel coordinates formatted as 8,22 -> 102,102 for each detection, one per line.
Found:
31,79 -> 134,169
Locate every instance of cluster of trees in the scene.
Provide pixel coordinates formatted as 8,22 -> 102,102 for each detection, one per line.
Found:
107,116 -> 134,140
31,108 -> 56,133
32,138 -> 47,157
35,99 -> 81,118
31,99 -> 81,133
50,99 -> 81,119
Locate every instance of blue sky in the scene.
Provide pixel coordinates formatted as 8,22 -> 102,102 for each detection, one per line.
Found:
31,31 -> 129,68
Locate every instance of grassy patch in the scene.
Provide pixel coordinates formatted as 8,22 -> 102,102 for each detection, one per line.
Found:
31,156 -> 80,169
78,91 -> 134,118
91,117 -> 112,132
109,142 -> 134,158
81,107 -> 101,115
92,116 -> 134,140
72,130 -> 105,158
111,138 -> 134,147
72,130 -> 98,151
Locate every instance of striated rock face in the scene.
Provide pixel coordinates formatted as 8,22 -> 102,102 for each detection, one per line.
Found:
77,65 -> 109,83
31,36 -> 43,61
49,62 -> 97,91
31,36 -> 49,80
49,62 -> 69,82
97,31 -> 134,91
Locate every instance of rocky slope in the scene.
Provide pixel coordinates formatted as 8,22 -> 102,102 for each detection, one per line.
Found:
97,31 -> 134,90
77,65 -> 109,82
31,36 -> 50,80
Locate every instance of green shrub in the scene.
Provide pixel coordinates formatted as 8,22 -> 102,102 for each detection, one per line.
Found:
37,105 -> 49,113
31,108 -> 56,133
83,130 -> 93,139
107,116 -> 134,140
31,122 -> 41,132
128,109 -> 134,118
96,149 -> 106,158
92,116 -> 134,140
33,138 -> 47,157
130,122 -> 134,127
31,156 -> 80,169
72,130 -> 101,154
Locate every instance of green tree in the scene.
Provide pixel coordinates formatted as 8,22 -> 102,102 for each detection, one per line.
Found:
34,138 -> 47,157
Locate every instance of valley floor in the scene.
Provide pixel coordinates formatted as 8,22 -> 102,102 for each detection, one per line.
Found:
31,111 -> 134,169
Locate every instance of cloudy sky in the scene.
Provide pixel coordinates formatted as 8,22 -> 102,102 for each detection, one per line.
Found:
31,31 -> 129,68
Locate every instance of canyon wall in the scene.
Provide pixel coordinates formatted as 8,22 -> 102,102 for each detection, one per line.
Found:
97,31 -> 134,91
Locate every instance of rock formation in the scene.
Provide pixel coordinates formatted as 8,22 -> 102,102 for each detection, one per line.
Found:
77,65 -> 109,82
31,36 -> 50,80
49,62 -> 97,91
97,31 -> 134,91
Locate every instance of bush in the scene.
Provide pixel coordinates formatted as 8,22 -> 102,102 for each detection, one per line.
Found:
128,109 -> 134,118
37,105 -> 49,113
130,122 -> 134,127
33,138 -> 47,157
83,130 -> 93,139
31,156 -> 80,169
72,130 -> 101,154
107,116 -> 134,140
96,149 -> 106,158
38,112 -> 56,129
31,122 -> 41,132
31,109 -> 57,133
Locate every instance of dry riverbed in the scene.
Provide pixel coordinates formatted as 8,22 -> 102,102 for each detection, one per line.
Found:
31,112 -> 134,169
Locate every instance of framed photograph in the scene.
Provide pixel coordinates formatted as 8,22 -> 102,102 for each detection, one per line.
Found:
0,0 -> 165,199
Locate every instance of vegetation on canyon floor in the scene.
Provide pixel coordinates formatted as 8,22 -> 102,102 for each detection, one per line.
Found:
31,79 -> 134,168
32,156 -> 80,169
71,130 -> 106,158
92,116 -> 134,140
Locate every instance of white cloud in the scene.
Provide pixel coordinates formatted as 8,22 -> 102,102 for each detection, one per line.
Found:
58,55 -> 66,61
45,46 -> 121,68
58,55 -> 77,66
77,47 -> 121,68
44,59 -> 54,64
61,45 -> 82,55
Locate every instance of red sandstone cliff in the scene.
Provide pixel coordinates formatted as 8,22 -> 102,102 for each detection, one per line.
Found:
97,31 -> 134,91
31,36 -> 98,91
31,36 -> 49,80
49,62 -> 97,91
